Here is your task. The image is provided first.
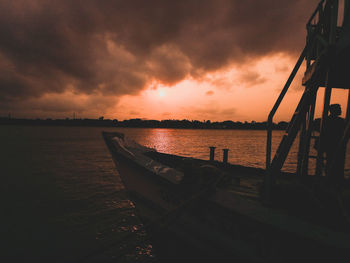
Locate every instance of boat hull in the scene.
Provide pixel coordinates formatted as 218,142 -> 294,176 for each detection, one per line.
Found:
103,131 -> 350,262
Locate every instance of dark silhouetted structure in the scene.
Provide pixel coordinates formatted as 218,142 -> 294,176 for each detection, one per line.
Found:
323,104 -> 345,184
265,0 -> 350,202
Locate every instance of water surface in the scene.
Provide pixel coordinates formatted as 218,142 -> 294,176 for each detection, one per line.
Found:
1,125 -> 349,262
115,127 -> 350,174
1,125 -> 153,262
116,128 -> 297,172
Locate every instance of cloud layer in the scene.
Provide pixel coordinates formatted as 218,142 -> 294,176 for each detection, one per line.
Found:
0,0 -> 319,116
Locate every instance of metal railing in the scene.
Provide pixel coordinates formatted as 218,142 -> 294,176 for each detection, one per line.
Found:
265,48 -> 306,170
265,0 -> 330,171
307,0 -> 325,26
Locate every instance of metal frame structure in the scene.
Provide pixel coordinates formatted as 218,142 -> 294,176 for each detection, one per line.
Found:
264,0 -> 350,202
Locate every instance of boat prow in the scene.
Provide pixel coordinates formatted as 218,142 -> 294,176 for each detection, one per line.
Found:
103,131 -> 350,262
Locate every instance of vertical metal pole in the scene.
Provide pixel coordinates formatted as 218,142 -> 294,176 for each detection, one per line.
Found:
297,22 -> 313,179
209,147 -> 216,161
337,88 -> 350,178
329,0 -> 339,44
345,0 -> 350,22
265,122 -> 274,205
223,149 -> 229,164
314,0 -> 338,177
297,106 -> 307,177
301,90 -> 317,177
346,89 -> 350,121
266,124 -> 272,170
341,89 -> 350,171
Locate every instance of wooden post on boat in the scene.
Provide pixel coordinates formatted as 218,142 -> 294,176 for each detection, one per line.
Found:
223,149 -> 229,164
209,146 -> 216,161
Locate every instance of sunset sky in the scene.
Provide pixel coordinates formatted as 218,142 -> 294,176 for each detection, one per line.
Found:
1,0 -> 348,122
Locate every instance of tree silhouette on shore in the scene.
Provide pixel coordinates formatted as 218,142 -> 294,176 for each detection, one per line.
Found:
0,117 -> 288,130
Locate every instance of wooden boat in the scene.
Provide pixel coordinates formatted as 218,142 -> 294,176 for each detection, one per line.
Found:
102,131 -> 350,263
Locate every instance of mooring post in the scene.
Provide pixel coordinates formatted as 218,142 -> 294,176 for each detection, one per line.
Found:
209,146 -> 216,161
223,149 -> 229,164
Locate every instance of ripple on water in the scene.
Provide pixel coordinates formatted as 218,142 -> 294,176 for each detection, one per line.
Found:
0,125 -> 156,262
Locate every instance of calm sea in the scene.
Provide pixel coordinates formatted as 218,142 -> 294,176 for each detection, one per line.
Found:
1,125 -> 349,262
113,127 -> 350,174
114,127 -> 295,172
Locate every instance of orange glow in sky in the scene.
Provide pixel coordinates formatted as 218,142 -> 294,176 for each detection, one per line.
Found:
11,52 -> 348,123
107,53 -> 348,122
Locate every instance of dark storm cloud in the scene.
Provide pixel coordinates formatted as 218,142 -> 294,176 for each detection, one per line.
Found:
0,0 -> 319,104
238,71 -> 267,87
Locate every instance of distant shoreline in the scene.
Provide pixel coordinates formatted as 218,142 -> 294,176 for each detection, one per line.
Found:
0,118 -> 288,130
